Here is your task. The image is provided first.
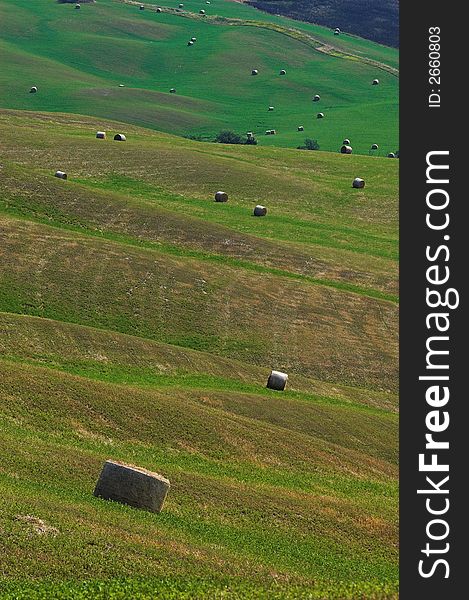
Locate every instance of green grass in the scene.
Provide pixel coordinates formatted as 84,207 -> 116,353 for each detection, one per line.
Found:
0,17 -> 398,594
0,0 -> 398,154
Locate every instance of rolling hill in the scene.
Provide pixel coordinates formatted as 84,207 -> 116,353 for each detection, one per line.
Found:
0,0 -> 398,154
247,0 -> 399,48
0,1 -> 398,598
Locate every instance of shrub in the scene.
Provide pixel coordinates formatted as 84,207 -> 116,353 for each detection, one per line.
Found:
297,138 -> 320,150
215,130 -> 244,145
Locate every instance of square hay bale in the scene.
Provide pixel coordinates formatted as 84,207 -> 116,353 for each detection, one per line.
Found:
94,460 -> 170,513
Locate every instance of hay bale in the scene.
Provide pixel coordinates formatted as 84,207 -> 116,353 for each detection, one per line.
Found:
352,177 -> 365,189
335,27 -> 341,32
215,191 -> 228,203
114,133 -> 126,141
313,94 -> 320,102
280,69 -> 286,75
334,30 -> 340,35
170,88 -> 176,93
199,9 -> 205,14
387,152 -> 396,158
96,131 -> 106,139
371,143 -> 379,150
75,3 -> 81,8
156,7 -> 162,12
251,69 -> 258,76
267,370 -> 288,391
139,4 -> 144,9
179,3 -> 184,7
297,125 -> 304,131
254,205 -> 267,217
268,106 -> 274,111
270,129 -> 276,135
118,84 -> 125,87
265,130 -> 271,135
191,37 -> 197,42
188,40 -> 194,46
54,170 -> 67,180
341,145 -> 353,154
29,86 -> 38,94
317,112 -> 324,119
342,138 -> 351,145
94,460 -> 170,513
372,79 -> 380,85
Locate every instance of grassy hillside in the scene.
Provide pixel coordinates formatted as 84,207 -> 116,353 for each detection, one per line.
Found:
0,109 -> 398,598
0,0 -> 398,154
248,0 -> 399,48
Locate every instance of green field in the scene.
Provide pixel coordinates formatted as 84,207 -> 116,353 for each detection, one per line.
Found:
0,0 -> 398,154
0,1 -> 398,597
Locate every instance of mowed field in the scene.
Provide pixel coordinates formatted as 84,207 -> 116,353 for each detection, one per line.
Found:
0,0 -> 398,154
0,108 -> 398,598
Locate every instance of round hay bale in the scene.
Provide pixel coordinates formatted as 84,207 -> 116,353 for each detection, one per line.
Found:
387,152 -> 396,158
265,130 -> 271,135
280,69 -> 286,75
94,460 -> 170,513
313,94 -> 320,102
75,3 -> 81,9
371,143 -> 379,150
334,30 -> 340,35
214,191 -> 228,203
188,40 -> 194,46
335,27 -> 341,32
251,69 -> 258,76
267,370 -> 288,391
342,138 -> 351,145
118,84 -> 125,87
246,131 -> 254,138
29,86 -> 38,94
254,205 -> 267,217
372,78 -> 380,85
352,177 -> 365,189
270,129 -> 276,135
206,1 -> 211,3
191,37 -> 197,42
156,7 -> 162,13
268,106 -> 274,111
96,131 -> 106,139
114,133 -> 126,141
317,112 -> 324,119
54,170 -> 67,180
179,3 -> 184,7
139,4 -> 145,9
341,145 -> 353,154
199,9 -> 205,15
297,125 -> 304,131
170,88 -> 176,93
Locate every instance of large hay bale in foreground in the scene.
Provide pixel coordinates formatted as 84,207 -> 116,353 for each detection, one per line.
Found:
215,191 -> 228,202
114,133 -> 126,141
94,460 -> 170,513
253,205 -> 267,217
96,131 -> 106,139
352,177 -> 365,189
341,145 -> 353,154
54,170 -> 67,180
267,370 -> 288,391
